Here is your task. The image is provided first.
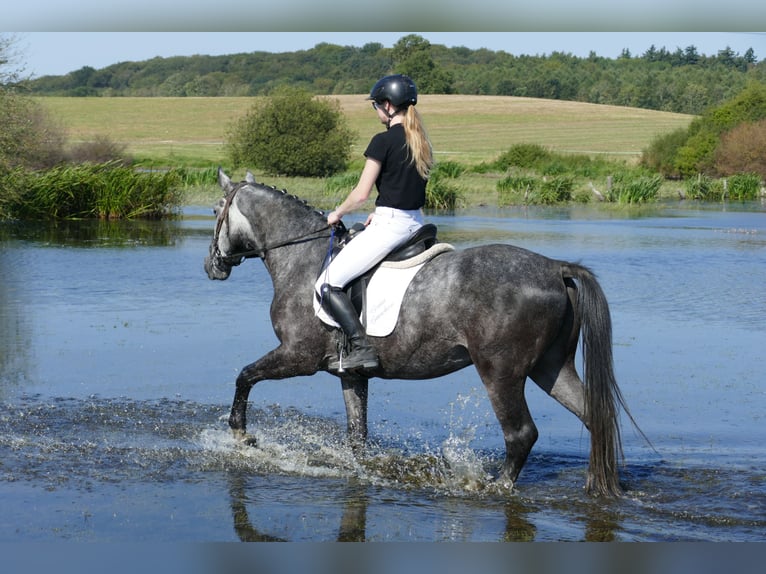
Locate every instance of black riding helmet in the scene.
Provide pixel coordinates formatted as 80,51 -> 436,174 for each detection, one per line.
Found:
367,74 -> 418,108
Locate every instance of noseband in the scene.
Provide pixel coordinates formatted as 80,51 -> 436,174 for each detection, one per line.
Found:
211,184 -> 333,266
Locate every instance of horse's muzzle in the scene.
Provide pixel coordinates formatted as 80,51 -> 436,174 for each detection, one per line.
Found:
204,255 -> 232,280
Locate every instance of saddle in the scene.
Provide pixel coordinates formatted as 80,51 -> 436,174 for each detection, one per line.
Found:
347,222 -> 437,313
315,222 -> 452,336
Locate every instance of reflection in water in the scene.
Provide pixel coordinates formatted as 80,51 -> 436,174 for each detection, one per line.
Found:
502,498 -> 537,542
0,245 -> 31,396
229,472 -> 288,542
1,218 -> 184,248
228,473 -> 370,542
227,470 -> 542,542
583,500 -> 620,542
336,479 -> 368,542
225,469 -> 629,542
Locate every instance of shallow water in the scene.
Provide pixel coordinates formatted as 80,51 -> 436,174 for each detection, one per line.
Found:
1,201 -> 764,541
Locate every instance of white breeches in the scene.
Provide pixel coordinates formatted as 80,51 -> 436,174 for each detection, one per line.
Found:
315,206 -> 423,293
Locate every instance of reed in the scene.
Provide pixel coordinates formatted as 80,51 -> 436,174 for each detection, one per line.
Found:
0,162 -> 184,220
725,173 -> 762,200
497,173 -> 536,206
607,173 -> 663,204
426,161 -> 464,210
684,173 -> 721,201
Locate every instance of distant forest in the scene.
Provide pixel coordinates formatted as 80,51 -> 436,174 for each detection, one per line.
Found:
20,34 -> 766,116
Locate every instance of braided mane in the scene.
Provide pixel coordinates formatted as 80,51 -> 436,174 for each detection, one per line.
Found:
245,178 -> 328,224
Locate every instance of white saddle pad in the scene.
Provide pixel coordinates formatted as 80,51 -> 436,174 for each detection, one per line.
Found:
314,243 -> 453,337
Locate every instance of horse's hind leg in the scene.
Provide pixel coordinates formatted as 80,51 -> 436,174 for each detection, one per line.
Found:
340,374 -> 369,454
529,279 -> 588,427
474,361 -> 538,486
530,357 -> 587,427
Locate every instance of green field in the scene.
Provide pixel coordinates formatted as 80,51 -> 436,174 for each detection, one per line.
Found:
33,95 -> 694,208
38,95 -> 693,167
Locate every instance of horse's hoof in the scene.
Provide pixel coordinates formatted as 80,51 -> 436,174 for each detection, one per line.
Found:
492,469 -> 516,491
496,476 -> 515,491
243,435 -> 258,447
232,430 -> 258,447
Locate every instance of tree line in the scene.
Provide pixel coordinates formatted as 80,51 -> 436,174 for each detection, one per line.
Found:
16,34 -> 766,116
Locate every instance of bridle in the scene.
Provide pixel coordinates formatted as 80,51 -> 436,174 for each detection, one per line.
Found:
211,185 -> 333,266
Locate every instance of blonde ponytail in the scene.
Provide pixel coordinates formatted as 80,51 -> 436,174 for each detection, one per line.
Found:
402,106 -> 433,180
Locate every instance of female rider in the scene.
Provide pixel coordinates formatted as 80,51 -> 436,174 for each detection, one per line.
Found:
316,74 -> 433,371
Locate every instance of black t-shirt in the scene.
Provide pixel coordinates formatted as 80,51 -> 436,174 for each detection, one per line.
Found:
364,124 -> 427,210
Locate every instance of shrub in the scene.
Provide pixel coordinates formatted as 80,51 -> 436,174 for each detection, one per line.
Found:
431,160 -> 465,179
66,134 -> 133,165
494,143 -> 552,171
714,119 -> 766,179
640,126 -> 689,178
0,88 -> 67,173
540,160 -> 568,176
674,128 -> 719,178
641,82 -> 766,178
225,87 -> 355,177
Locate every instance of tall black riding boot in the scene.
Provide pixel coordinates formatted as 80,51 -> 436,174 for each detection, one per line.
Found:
320,285 -> 379,371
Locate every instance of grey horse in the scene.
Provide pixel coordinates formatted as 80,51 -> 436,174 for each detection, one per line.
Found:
205,169 -> 642,496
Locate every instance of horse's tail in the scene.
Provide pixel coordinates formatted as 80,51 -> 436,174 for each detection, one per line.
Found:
562,263 -> 640,497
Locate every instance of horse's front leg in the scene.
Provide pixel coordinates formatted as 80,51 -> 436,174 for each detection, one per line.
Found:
230,378 -> 257,445
229,345 -> 318,445
340,374 -> 369,454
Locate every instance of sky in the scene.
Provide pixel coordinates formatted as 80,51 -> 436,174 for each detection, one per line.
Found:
12,32 -> 766,78
4,1 -> 766,34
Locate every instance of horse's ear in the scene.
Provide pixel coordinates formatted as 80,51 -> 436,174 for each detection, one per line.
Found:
218,167 -> 233,192
245,171 -> 256,184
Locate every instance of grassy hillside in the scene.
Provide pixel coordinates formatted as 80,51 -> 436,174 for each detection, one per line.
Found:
38,95 -> 693,168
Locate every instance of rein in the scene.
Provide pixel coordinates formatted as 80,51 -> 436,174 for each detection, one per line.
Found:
213,185 -> 333,265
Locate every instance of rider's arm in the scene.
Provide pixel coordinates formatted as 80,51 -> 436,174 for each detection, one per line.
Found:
327,158 -> 381,225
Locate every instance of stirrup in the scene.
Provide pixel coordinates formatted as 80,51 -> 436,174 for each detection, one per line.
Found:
328,345 -> 378,373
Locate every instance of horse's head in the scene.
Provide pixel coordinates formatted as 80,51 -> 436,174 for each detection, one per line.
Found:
204,168 -> 257,280
205,167 -> 332,281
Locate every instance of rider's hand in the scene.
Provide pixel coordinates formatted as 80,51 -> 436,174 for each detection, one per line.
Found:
327,210 -> 342,226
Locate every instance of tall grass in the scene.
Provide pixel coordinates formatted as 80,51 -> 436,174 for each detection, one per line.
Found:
725,173 -> 762,200
684,173 -> 722,201
426,161 -> 464,210
323,171 -> 361,199
607,172 -> 663,204
175,166 -> 219,187
0,162 -> 184,220
684,172 -> 762,201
